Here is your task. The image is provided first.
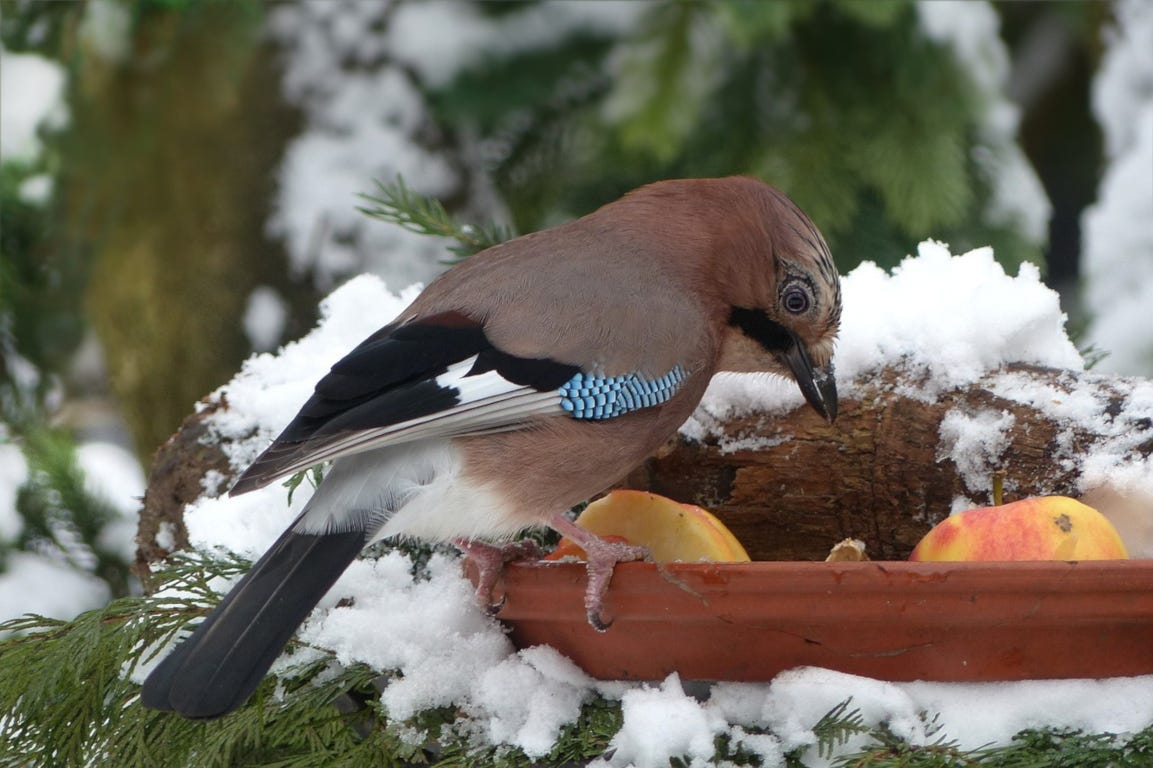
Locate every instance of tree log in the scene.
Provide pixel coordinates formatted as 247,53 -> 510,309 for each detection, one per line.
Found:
136,362 -> 1153,579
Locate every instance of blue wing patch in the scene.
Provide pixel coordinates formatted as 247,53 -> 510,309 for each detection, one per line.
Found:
558,365 -> 688,420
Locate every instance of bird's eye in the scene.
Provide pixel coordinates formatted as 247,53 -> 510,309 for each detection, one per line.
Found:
782,284 -> 811,315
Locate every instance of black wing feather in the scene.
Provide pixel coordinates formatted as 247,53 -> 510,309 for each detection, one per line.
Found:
141,527 -> 366,718
230,312 -> 577,496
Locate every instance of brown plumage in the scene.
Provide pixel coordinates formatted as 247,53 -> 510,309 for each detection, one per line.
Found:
142,176 -> 841,719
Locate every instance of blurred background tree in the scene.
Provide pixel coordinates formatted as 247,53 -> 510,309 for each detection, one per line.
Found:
1,0 -> 1147,621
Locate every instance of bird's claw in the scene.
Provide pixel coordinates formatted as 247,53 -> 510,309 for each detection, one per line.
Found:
455,538 -> 542,615
485,592 -> 507,615
588,608 -> 613,633
581,539 -> 649,633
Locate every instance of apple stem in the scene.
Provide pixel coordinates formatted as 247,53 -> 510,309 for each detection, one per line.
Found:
992,470 -> 1005,506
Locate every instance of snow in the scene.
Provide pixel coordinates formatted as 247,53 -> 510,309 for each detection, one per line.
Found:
0,46 -> 68,162
916,1 -> 1051,244
599,674 -> 722,768
472,646 -> 598,757
0,554 -> 111,632
264,1 -> 644,290
18,173 -> 52,205
76,442 -> 146,562
690,241 -> 1082,435
1089,0 -> 1153,158
0,440 -> 143,627
937,408 -> 1016,494
265,3 -> 461,289
387,0 -> 645,89
1082,0 -> 1153,376
0,444 -> 28,543
986,369 -> 1153,538
147,239 -> 1153,764
242,285 -> 290,353
77,0 -> 133,64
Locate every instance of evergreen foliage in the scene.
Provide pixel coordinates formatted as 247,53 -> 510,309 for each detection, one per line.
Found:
9,422 -> 133,597
359,177 -> 514,262
0,90 -> 133,607
425,0 -> 1044,273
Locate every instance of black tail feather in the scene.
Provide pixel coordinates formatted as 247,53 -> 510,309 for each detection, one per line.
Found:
141,528 -> 366,719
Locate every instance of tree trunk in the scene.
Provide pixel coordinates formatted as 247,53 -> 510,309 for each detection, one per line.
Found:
66,6 -> 307,465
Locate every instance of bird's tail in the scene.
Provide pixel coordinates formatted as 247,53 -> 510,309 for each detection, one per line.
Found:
140,526 -> 366,718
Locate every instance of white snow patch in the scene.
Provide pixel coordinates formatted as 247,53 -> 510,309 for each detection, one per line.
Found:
0,553 -> 110,627
75,441 -> 145,562
78,0 -> 133,64
982,369 -> 1153,554
0,47 -> 68,161
294,551 -> 513,721
387,0 -> 645,88
0,440 -> 140,623
243,285 -> 290,353
18,173 -> 53,205
1082,0 -> 1153,376
470,646 -> 595,758
916,0 -> 1050,244
937,408 -> 1015,496
764,667 -> 1153,759
265,3 -> 458,289
0,443 -> 28,543
599,674 -> 722,768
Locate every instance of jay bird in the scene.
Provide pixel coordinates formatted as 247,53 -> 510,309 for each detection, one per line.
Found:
141,176 -> 841,718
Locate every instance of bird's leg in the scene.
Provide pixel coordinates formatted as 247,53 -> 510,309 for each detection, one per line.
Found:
454,537 -> 542,614
547,512 -> 649,632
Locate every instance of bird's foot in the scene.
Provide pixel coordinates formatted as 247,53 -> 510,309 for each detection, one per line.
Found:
454,537 -> 542,614
548,512 -> 649,631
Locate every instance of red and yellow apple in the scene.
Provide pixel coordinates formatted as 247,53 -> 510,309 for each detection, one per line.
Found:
909,496 -> 1129,562
546,489 -> 751,563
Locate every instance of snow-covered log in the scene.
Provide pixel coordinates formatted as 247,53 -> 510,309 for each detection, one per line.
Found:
135,245 -> 1153,576
628,363 -> 1153,561
137,359 -> 1153,578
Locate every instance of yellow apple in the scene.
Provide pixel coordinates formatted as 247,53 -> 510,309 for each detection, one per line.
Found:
547,490 -> 751,563
909,496 -> 1129,561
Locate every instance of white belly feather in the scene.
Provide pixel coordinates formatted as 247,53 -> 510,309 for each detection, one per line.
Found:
291,440 -> 531,543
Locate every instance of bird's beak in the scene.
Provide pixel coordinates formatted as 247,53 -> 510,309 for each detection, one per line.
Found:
778,339 -> 838,422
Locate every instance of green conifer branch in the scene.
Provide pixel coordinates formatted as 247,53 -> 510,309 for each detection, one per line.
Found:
357,176 -> 513,261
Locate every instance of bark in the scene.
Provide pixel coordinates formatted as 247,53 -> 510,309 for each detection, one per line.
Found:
627,363 -> 1153,560
69,6 -> 307,464
137,362 -> 1153,576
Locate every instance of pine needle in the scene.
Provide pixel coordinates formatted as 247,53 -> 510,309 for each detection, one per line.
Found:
357,177 -> 513,261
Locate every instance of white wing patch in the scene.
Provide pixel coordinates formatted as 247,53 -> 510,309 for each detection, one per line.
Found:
266,356 -> 563,484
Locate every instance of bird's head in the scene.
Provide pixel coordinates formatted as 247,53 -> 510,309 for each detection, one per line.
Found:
707,178 -> 842,421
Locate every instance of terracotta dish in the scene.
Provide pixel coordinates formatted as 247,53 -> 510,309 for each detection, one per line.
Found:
465,559 -> 1153,681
